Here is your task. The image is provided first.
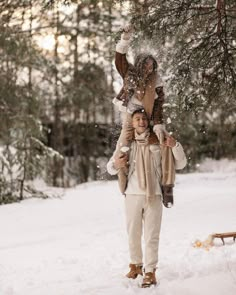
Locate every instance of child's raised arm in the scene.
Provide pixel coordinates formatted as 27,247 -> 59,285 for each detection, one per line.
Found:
115,25 -> 134,79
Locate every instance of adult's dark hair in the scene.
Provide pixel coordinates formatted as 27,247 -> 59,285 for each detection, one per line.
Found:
131,108 -> 148,118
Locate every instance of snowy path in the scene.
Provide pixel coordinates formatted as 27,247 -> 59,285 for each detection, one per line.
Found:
0,173 -> 236,295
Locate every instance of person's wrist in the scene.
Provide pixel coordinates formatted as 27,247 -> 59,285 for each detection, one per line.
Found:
113,160 -> 120,170
173,141 -> 179,148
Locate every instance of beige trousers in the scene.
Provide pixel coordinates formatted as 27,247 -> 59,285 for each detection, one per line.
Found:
125,194 -> 163,273
115,113 -> 175,186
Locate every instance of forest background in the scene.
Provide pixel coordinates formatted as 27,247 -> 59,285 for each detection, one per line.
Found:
0,0 -> 235,204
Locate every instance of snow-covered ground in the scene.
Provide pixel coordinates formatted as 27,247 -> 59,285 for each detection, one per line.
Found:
0,170 -> 236,295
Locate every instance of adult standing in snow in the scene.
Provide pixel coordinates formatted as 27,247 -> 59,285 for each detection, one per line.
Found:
107,109 -> 187,288
113,24 -> 176,207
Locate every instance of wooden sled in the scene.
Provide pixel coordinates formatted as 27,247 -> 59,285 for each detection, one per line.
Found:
212,232 -> 236,245
193,232 -> 236,250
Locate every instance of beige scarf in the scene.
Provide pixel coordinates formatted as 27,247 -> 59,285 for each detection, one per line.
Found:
135,130 -> 156,202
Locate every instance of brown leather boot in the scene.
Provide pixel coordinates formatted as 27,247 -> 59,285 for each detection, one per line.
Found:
162,185 -> 174,208
126,264 -> 143,279
141,269 -> 157,288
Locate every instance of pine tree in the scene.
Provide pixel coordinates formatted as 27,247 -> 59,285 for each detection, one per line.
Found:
42,0 -> 121,184
115,0 -> 236,168
0,0 -> 62,203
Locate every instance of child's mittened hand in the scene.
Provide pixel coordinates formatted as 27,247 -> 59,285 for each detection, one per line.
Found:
121,24 -> 134,40
123,24 -> 134,33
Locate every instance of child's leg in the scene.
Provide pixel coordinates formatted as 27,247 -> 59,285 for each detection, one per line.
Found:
160,146 -> 175,207
115,113 -> 134,156
161,146 -> 175,186
114,113 -> 134,194
161,146 -> 175,208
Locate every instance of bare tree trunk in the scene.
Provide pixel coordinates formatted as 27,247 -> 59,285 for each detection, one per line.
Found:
52,3 -> 64,187
108,2 -> 115,125
28,0 -> 33,91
